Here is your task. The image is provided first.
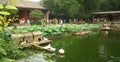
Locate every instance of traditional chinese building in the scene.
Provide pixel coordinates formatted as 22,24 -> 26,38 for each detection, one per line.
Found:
93,11 -> 120,23
15,0 -> 49,21
15,0 -> 49,20
0,0 -> 49,21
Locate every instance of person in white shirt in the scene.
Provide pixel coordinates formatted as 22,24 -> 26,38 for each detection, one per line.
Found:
27,19 -> 30,26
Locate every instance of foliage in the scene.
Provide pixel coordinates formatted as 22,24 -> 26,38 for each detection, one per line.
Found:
0,32 -> 15,62
52,18 -> 58,25
5,5 -> 17,10
0,29 -> 24,60
41,18 -> 47,26
0,29 -> 41,59
30,9 -> 44,20
98,0 -> 120,11
0,57 -> 12,62
13,24 -> 17,30
42,0 -> 100,18
0,11 -> 10,15
0,44 -> 7,56
0,4 -> 3,9
14,24 -> 100,36
42,0 -> 120,19
41,0 -> 60,18
41,18 -> 47,23
30,21 -> 42,25
0,4 -> 18,30
0,0 -> 18,61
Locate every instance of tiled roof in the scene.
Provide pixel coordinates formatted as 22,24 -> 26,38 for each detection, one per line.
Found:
0,0 -> 46,10
94,11 -> 120,14
15,0 -> 46,10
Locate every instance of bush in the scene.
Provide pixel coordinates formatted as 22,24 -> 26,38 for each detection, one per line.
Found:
0,30 -> 23,60
30,21 -> 42,25
14,24 -> 100,36
53,18 -> 58,25
30,10 -> 43,20
41,18 -> 47,26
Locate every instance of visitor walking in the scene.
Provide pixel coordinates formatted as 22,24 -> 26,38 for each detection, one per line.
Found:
50,19 -> 52,25
60,19 -> 63,25
27,19 -> 30,26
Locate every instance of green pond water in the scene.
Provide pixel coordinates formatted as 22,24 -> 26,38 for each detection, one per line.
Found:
17,30 -> 120,62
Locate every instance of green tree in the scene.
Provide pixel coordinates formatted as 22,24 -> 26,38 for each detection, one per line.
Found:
41,0 -> 65,18
98,0 -> 120,11
42,0 -> 100,19
42,0 -> 120,19
54,0 -> 81,18
0,4 -> 17,30
30,9 -> 44,21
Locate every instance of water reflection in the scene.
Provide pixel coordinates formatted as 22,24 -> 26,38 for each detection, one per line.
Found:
99,44 -> 105,57
98,44 -> 112,62
17,30 -> 120,62
105,31 -> 108,34
17,53 -> 47,62
98,30 -> 120,62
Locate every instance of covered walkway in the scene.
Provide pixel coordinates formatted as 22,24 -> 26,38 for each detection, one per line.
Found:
93,11 -> 120,23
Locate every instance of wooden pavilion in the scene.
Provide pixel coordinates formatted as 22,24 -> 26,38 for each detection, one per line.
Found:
15,0 -> 49,21
93,11 -> 120,23
0,0 -> 49,22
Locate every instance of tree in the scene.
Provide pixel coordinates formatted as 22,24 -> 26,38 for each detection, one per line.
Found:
41,0 -> 64,18
54,0 -> 81,18
42,0 -> 120,19
0,4 -> 18,30
98,0 -> 120,11
30,9 -> 43,21
42,0 -> 100,19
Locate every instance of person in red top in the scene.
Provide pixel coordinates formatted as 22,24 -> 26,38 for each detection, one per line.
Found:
50,19 -> 52,25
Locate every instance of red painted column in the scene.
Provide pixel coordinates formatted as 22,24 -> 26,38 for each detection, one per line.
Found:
21,10 -> 27,21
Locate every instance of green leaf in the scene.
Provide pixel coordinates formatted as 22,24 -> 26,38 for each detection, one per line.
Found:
0,57 -> 11,62
11,0 -> 17,4
0,15 -> 3,19
30,9 -> 43,19
0,4 -> 3,9
0,26 -> 2,30
4,23 -> 9,27
0,11 -> 10,15
5,5 -> 17,10
0,46 -> 7,55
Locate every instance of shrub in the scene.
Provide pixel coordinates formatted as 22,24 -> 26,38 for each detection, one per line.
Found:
30,9 -> 43,20
41,18 -> 47,26
30,21 -> 42,25
0,4 -> 18,29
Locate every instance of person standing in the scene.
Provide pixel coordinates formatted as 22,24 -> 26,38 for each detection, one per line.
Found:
50,19 -> 52,25
47,19 -> 49,25
60,19 -> 63,25
27,19 -> 30,26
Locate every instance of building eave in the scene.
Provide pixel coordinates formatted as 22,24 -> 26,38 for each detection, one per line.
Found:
94,11 -> 120,15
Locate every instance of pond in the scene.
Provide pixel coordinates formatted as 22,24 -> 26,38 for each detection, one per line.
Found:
17,30 -> 120,62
